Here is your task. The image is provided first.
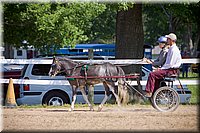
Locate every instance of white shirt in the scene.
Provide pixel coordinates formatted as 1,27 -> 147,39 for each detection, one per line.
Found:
161,43 -> 182,69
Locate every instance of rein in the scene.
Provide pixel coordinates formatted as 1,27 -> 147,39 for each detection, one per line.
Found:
56,61 -> 86,75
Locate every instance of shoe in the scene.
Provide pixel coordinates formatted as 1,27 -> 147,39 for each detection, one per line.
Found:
144,92 -> 152,98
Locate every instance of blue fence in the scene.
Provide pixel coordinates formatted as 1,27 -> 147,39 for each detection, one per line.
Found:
54,43 -> 153,71
55,44 -> 115,56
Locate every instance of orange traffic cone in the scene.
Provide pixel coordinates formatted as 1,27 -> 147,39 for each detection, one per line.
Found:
5,78 -> 17,107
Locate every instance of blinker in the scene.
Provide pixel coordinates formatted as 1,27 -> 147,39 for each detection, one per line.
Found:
51,64 -> 56,67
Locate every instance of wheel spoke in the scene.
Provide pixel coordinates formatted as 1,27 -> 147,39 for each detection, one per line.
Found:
153,87 -> 180,112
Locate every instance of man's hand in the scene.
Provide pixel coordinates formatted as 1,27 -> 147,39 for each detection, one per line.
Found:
154,67 -> 161,71
143,58 -> 152,64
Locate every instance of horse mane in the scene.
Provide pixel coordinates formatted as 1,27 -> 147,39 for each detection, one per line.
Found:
55,56 -> 72,61
56,57 -> 89,68
55,56 -> 76,63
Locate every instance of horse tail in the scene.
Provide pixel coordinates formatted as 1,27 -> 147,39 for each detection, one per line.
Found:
116,66 -> 129,105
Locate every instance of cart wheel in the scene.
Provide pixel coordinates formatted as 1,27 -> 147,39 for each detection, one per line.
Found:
152,86 -> 180,112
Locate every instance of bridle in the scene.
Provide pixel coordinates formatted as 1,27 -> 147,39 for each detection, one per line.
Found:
51,59 -> 85,76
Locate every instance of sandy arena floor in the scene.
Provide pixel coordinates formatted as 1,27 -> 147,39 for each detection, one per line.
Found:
2,104 -> 199,132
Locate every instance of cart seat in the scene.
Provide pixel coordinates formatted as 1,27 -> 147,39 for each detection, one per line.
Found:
164,74 -> 179,82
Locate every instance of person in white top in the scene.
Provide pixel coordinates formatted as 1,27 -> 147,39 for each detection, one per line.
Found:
161,41 -> 182,69
144,33 -> 182,97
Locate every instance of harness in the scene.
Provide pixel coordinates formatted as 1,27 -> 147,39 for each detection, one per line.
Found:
57,63 -> 89,81
81,64 -> 89,80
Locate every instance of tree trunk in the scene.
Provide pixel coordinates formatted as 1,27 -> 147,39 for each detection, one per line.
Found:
116,4 -> 144,74
187,23 -> 194,57
4,44 -> 14,59
182,23 -> 194,57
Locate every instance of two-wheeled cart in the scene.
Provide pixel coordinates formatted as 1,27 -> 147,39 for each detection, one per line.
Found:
124,74 -> 181,112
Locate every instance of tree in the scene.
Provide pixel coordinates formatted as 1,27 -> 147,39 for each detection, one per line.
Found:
89,4 -> 117,44
3,3 -> 107,55
143,3 -> 200,57
187,3 -> 200,56
3,3 -> 31,47
21,3 -> 106,54
3,3 -> 32,58
116,4 -> 144,74
159,4 -> 197,56
143,4 -> 169,46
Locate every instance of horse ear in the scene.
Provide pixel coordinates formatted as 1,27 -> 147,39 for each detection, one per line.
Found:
52,56 -> 56,63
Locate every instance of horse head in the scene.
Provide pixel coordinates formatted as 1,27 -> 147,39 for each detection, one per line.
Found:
49,57 -> 62,77
49,56 -> 78,77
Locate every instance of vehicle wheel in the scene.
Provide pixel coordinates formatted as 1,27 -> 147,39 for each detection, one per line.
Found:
152,86 -> 180,112
43,91 -> 69,106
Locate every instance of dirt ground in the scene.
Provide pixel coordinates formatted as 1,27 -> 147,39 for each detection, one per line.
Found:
2,104 -> 199,132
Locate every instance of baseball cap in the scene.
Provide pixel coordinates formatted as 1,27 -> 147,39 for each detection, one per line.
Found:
165,33 -> 177,41
157,36 -> 167,43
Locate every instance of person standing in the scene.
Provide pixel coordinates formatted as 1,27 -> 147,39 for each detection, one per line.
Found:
144,33 -> 182,97
181,49 -> 190,78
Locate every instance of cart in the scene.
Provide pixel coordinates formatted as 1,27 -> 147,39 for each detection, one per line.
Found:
124,74 -> 181,112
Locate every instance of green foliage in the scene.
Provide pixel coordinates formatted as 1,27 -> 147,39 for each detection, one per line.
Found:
117,2 -> 134,11
143,4 -> 169,45
3,3 -> 107,53
3,3 -> 200,55
88,4 -> 116,44
3,3 -> 32,48
22,3 -> 106,53
143,4 -> 199,48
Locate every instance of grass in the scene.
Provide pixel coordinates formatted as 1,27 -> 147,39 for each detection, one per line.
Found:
15,103 -> 119,109
179,71 -> 199,79
187,85 -> 199,104
16,104 -> 83,109
179,71 -> 199,104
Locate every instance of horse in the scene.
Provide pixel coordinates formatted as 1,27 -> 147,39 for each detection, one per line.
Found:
48,56 -> 129,111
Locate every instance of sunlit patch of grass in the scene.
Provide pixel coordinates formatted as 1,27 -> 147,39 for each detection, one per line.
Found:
17,104 -> 44,108
187,85 -> 199,104
16,104 -> 71,109
179,71 -> 199,79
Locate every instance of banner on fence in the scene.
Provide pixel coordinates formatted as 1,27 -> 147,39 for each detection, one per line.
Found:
0,79 -> 198,85
0,58 -> 199,64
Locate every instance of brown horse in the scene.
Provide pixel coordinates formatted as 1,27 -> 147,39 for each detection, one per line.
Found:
49,57 -> 128,111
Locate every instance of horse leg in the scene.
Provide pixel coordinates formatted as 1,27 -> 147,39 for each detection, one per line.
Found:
118,78 -> 129,104
106,82 -> 121,107
80,86 -> 94,111
69,85 -> 77,112
98,82 -> 110,112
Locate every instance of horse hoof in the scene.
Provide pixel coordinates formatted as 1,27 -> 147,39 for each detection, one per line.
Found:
97,105 -> 103,112
68,108 -> 74,112
90,107 -> 94,111
97,107 -> 102,112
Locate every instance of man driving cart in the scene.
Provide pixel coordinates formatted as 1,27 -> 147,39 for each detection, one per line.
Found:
143,33 -> 182,98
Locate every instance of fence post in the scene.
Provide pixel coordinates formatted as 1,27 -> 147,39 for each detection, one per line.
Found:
88,48 -> 94,104
88,48 -> 94,60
